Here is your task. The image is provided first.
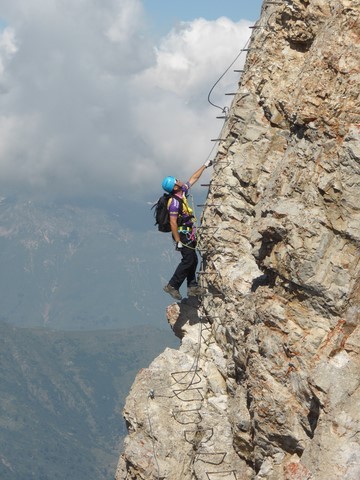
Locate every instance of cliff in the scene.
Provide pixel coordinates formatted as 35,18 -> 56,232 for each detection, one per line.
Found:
116,0 -> 360,478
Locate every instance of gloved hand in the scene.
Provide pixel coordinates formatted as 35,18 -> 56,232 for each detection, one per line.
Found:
176,241 -> 183,251
203,159 -> 213,168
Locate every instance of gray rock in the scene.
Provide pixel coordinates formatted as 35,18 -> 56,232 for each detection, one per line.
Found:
116,1 -> 360,478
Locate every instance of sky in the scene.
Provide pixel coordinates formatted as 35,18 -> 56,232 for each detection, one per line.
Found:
0,0 -> 263,205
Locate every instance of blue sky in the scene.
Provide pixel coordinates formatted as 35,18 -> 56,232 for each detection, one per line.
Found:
143,0 -> 263,35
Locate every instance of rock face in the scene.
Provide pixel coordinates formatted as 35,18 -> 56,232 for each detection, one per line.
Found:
116,1 -> 360,479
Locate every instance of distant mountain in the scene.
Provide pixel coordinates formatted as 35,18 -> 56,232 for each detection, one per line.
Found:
0,322 -> 178,480
0,196 -> 179,330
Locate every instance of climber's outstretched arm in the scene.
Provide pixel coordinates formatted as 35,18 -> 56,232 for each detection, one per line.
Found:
188,160 -> 212,186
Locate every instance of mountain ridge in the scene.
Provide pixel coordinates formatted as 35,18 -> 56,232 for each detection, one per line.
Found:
0,196 -> 177,330
0,321 -> 178,480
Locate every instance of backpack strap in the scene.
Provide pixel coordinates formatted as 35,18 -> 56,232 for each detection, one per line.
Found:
167,195 -> 185,228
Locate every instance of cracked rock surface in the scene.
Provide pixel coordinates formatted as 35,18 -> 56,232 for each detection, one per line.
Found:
116,0 -> 360,478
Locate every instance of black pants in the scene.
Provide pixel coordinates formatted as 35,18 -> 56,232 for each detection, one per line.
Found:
169,232 -> 198,290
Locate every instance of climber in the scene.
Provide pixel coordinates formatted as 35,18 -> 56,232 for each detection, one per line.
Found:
162,159 -> 212,300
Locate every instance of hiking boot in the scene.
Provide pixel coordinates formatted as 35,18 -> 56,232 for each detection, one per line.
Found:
187,285 -> 206,297
163,284 -> 182,300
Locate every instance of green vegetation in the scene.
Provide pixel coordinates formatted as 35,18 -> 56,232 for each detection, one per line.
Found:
0,322 -> 178,480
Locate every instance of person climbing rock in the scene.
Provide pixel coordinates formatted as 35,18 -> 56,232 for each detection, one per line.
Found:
162,160 -> 212,300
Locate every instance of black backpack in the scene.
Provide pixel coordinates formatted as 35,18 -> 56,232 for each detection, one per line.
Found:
151,194 -> 183,232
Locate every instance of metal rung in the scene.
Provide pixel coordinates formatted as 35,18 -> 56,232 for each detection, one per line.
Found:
249,25 -> 265,29
172,408 -> 202,425
200,184 -> 224,187
202,293 -> 224,298
225,93 -> 236,96
171,370 -> 202,385
234,69 -> 244,73
197,204 -> 221,207
216,116 -> 227,119
195,452 -> 227,466
211,139 -> 226,142
264,1 -> 283,4
173,387 -> 204,402
184,428 -> 214,445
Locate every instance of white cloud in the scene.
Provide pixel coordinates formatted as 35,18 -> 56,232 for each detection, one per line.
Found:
0,1 -> 251,201
0,26 -> 17,79
105,0 -> 145,44
137,17 -> 250,98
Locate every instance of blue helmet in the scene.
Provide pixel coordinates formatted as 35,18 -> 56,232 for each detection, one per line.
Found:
162,176 -> 176,193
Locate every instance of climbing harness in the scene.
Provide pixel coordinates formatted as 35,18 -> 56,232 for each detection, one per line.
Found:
174,190 -> 201,251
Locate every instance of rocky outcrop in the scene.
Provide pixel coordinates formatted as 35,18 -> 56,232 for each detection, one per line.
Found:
116,0 -> 360,478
